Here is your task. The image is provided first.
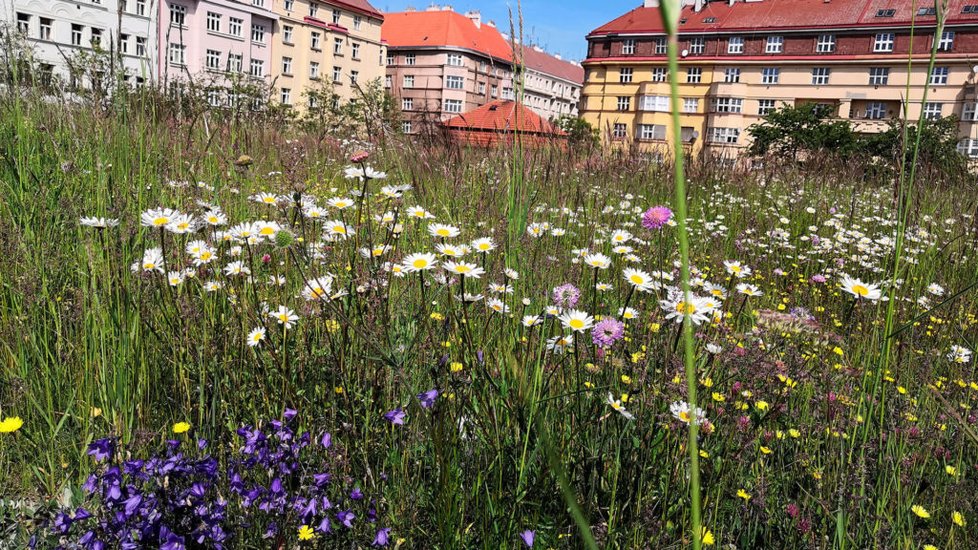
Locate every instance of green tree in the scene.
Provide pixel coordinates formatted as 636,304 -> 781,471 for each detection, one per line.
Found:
861,116 -> 970,182
554,115 -> 598,149
747,103 -> 859,160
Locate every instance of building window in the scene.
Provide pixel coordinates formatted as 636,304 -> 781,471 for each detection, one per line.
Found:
136,36 -> 146,56
283,26 -> 294,43
865,101 -> 886,119
612,123 -> 627,139
637,124 -> 666,141
332,9 -> 341,24
309,2 -> 318,17
962,103 -> 978,121
683,98 -> 699,113
929,66 -> 949,85
334,38 -> 343,55
227,54 -> 242,73
229,18 -> 243,37
354,15 -> 362,30
16,13 -> 31,35
71,24 -> 83,46
654,37 -> 667,54
403,75 -> 414,88
309,61 -> 319,79
119,34 -> 130,53
170,4 -> 186,26
250,59 -> 264,77
622,39 -> 635,55
711,97 -> 743,113
652,67 -> 667,82
252,24 -> 265,44
39,18 -> 52,40
402,121 -> 413,134
136,0 -> 145,15
923,102 -> 943,120
728,36 -> 744,54
206,12 -> 220,33
758,99 -> 777,115
619,67 -> 633,83
281,88 -> 291,104
384,75 -> 392,88
205,49 -> 221,70
502,87 -> 514,99
446,75 -> 464,89
284,0 -> 293,10
332,66 -> 342,82
350,70 -> 358,84
443,99 -> 463,113
491,85 -> 498,97
708,127 -> 740,143
168,43 -> 186,65
873,33 -> 895,52
876,8 -> 896,17
957,139 -> 978,157
686,67 -> 702,83
813,35 -> 834,53
617,96 -> 631,111
406,53 -> 416,65
723,67 -> 740,83
478,82 -> 486,94
311,32 -> 321,49
207,90 -> 222,107
90,28 -> 102,47
402,98 -> 413,110
281,57 -> 292,75
447,53 -> 464,66
689,36 -> 705,54
869,67 -> 889,85
761,67 -> 780,84
352,42 -> 360,59
938,31 -> 955,51
765,36 -> 784,53
386,54 -> 395,65
811,67 -> 830,85
640,95 -> 670,112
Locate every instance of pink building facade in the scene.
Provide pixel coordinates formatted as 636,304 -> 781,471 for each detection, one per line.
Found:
158,0 -> 277,104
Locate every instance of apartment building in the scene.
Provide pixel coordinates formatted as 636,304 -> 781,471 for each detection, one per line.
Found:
270,0 -> 384,110
2,0 -> 158,86
582,0 -> 978,158
158,0 -> 277,106
383,6 -> 584,134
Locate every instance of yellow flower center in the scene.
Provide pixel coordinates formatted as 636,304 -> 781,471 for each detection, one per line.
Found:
569,319 -> 585,330
412,259 -> 428,269
852,284 -> 869,296
676,302 -> 696,314
333,225 -> 346,234
153,217 -> 168,226
629,275 -> 644,285
260,227 -> 275,235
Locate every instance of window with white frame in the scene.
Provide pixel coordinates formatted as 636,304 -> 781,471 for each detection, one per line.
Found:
136,0 -> 146,15
120,33 -> 130,53
403,75 -> 414,88
502,87 -> 514,99
281,88 -> 291,104
251,24 -> 265,43
71,24 -> 83,46
640,95 -> 670,112
350,70 -> 358,84
311,32 -> 321,49
447,53 -> 464,66
689,36 -> 705,54
761,67 -> 780,84
816,34 -> 836,53
406,53 -> 416,65
206,12 -> 220,33
136,36 -> 146,56
686,67 -> 702,83
723,67 -> 740,83
333,66 -> 342,82
309,61 -> 319,79
384,75 -> 392,88
930,66 -> 949,85
938,31 -> 955,51
250,59 -> 264,77
652,67 -> 667,82
655,37 -> 667,54
333,38 -> 343,55
205,49 -> 221,70
865,101 -> 886,119
811,67 -> 830,85
281,57 -> 292,74
402,98 -> 413,110
637,124 -> 666,141
170,4 -> 186,25
711,97 -> 743,113
758,99 -> 777,115
332,8 -> 341,24
284,0 -> 293,10
622,39 -> 635,55
683,98 -> 699,113
619,67 -> 633,83
478,82 -> 486,94
923,102 -> 943,120
612,123 -> 627,139
229,18 -> 243,37
168,43 -> 186,65
352,42 -> 360,59
727,36 -> 744,54
309,2 -> 317,17
91,28 -> 103,47
962,103 -> 978,121
443,99 -> 463,113
869,67 -> 889,85
617,96 -> 631,111
225,54 -> 241,73
957,139 -> 978,157
765,36 -> 783,53
708,127 -> 740,143
386,54 -> 395,65
39,18 -> 52,40
446,75 -> 464,89
207,90 -> 222,107
873,33 -> 894,52
354,15 -> 362,30
402,121 -> 413,134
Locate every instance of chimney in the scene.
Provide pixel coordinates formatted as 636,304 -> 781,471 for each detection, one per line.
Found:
694,0 -> 705,12
643,0 -> 660,6
426,5 -> 441,11
554,54 -> 562,60
485,20 -> 496,27
465,10 -> 481,28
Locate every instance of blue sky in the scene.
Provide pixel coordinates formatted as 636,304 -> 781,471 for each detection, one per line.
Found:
376,1 -> 642,61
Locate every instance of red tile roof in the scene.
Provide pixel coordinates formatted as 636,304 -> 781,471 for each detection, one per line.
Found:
589,0 -> 978,36
383,10 -> 514,62
443,100 -> 564,135
519,45 -> 585,83
327,0 -> 383,20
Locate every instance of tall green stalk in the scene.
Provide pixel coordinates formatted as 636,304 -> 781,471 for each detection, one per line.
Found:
660,2 -> 702,548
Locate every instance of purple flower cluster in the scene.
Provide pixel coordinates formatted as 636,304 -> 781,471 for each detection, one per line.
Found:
31,410 -> 392,548
552,283 -> 581,309
642,205 -> 673,230
591,318 -> 625,348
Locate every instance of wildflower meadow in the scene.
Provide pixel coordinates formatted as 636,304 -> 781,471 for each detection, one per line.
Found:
3,69 -> 978,550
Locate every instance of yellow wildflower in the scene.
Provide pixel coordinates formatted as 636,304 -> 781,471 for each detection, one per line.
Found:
911,505 -> 930,519
0,416 -> 24,433
172,422 -> 191,434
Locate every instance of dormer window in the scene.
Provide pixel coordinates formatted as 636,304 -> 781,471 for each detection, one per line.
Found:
875,8 -> 895,17
703,17 -> 717,23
